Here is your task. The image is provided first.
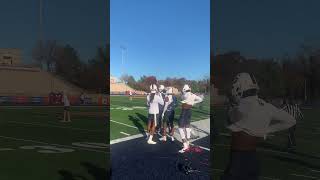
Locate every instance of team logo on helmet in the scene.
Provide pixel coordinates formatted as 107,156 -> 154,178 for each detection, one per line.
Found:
231,72 -> 259,102
150,84 -> 158,93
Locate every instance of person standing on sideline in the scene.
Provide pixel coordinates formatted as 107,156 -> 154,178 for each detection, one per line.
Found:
129,90 -> 133,101
61,91 -> 71,122
178,84 -> 203,153
221,73 -> 296,180
146,84 -> 164,144
156,85 -> 166,135
159,87 -> 178,142
80,92 -> 85,105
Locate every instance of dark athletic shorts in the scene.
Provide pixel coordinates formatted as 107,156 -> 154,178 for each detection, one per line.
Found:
163,110 -> 175,125
64,106 -> 70,111
148,114 -> 159,124
178,109 -> 192,128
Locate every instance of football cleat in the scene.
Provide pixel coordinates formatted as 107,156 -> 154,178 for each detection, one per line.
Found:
159,136 -> 167,141
147,140 -> 157,144
179,142 -> 189,153
170,136 -> 175,141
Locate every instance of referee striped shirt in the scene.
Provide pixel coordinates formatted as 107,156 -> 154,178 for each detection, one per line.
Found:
282,103 -> 303,120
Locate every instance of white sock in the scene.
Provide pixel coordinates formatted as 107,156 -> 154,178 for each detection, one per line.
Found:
186,128 -> 191,139
179,128 -> 186,140
148,135 -> 153,141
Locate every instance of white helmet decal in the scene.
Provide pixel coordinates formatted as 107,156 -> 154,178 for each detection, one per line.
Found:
150,84 -> 157,93
182,84 -> 191,93
231,72 -> 259,102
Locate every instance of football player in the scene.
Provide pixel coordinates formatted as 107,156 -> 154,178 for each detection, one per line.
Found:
159,87 -> 178,142
146,84 -> 164,144
178,84 -> 203,153
221,73 -> 296,180
61,90 -> 71,122
156,85 -> 166,135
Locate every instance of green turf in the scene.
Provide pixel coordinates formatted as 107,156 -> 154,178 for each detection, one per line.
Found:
0,106 -> 107,180
213,106 -> 320,180
110,95 -> 210,140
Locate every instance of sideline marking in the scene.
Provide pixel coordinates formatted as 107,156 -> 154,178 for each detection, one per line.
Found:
120,132 -> 130,136
290,174 -> 319,179
110,134 -> 144,145
110,119 -> 211,151
111,119 -> 144,130
8,121 -> 105,133
0,135 -> 108,154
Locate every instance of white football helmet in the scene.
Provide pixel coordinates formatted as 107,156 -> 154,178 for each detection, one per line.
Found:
231,72 -> 259,102
182,84 -> 191,93
166,87 -> 173,94
159,85 -> 165,92
150,84 -> 158,93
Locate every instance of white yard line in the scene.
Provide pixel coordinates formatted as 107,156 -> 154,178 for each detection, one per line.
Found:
110,134 -> 144,145
0,148 -> 14,151
0,135 -> 108,154
310,169 -> 320,173
120,132 -> 130,136
110,118 -> 211,151
110,119 -> 144,130
8,121 -> 105,133
290,174 -> 320,179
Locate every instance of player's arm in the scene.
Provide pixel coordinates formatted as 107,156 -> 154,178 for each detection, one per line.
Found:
193,94 -> 203,104
267,105 -> 296,134
146,95 -> 150,107
157,94 -> 164,106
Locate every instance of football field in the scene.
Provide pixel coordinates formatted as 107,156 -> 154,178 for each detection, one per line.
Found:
110,95 -> 210,141
0,106 -> 108,180
110,95 -> 211,179
212,106 -> 320,180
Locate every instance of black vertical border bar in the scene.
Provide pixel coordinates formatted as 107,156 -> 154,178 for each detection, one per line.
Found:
210,0 -> 214,179
106,0 -> 111,178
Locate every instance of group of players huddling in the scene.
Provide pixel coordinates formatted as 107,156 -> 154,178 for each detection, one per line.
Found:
146,84 -> 203,153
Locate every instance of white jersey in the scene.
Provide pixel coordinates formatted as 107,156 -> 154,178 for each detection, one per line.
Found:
227,96 -> 296,137
147,93 -> 164,114
181,92 -> 203,106
63,94 -> 70,107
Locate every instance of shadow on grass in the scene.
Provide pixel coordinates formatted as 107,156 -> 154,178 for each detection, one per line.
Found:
128,113 -> 147,136
81,162 -> 108,180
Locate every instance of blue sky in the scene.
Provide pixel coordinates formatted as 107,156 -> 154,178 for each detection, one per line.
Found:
0,0 -> 107,63
213,0 -> 320,59
110,0 -> 210,80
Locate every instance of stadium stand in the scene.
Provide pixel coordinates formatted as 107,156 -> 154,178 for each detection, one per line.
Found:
0,65 -> 83,96
110,75 -> 146,95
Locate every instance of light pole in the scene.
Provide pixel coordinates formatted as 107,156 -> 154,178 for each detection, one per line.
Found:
120,45 -> 127,93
